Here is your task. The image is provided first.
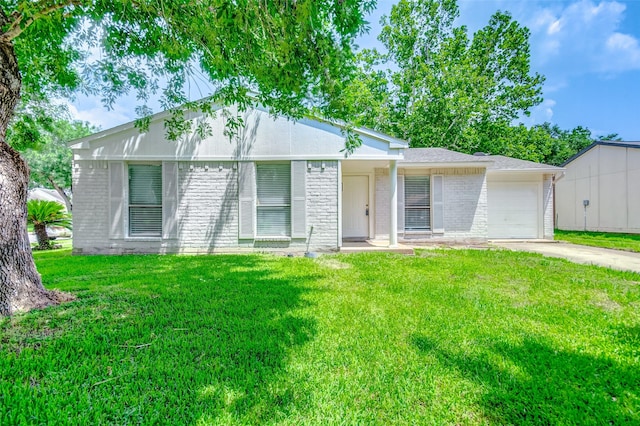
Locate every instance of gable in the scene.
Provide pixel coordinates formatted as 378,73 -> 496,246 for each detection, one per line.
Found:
70,106 -> 406,161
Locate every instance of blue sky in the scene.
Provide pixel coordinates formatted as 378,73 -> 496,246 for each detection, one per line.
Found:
70,0 -> 640,140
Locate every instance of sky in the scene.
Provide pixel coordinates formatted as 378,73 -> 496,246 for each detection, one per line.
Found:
69,0 -> 640,141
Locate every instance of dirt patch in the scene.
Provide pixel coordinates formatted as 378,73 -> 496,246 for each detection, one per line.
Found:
316,257 -> 351,270
49,289 -> 76,304
591,291 -> 622,312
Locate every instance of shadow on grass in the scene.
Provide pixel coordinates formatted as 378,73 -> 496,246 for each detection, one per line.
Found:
1,254 -> 319,424
411,334 -> 639,424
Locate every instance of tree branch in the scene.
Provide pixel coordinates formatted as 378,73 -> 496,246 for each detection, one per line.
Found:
48,176 -> 72,212
0,0 -> 83,42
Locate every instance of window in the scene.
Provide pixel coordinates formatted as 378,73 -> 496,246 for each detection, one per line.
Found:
128,164 -> 162,237
256,163 -> 291,237
405,176 -> 430,231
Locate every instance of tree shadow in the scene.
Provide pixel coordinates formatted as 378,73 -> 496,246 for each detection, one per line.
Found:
176,109 -> 260,252
2,254 -> 319,424
411,333 -> 639,424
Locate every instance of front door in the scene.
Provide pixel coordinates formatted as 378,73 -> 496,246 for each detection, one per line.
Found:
342,175 -> 369,240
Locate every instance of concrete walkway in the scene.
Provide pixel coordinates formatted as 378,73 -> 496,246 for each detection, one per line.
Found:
492,241 -> 640,274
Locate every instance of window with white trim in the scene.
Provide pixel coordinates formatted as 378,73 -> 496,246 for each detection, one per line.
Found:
256,163 -> 291,237
404,176 -> 431,231
128,164 -> 162,237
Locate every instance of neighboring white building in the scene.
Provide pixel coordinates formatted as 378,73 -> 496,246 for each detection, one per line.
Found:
556,141 -> 640,233
28,188 -> 68,212
69,105 -> 561,254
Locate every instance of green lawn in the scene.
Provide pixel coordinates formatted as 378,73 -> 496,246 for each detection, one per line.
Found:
2,249 -> 639,425
555,229 -> 640,253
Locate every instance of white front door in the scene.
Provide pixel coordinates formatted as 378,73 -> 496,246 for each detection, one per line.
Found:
343,175 -> 369,239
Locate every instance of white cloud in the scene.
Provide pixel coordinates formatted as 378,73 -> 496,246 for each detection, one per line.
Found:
529,9 -> 557,31
526,1 -> 639,73
520,99 -> 556,126
606,33 -> 640,70
547,20 -> 562,35
65,96 -> 136,130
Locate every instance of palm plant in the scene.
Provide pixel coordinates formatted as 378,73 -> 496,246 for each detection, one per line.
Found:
26,200 -> 72,250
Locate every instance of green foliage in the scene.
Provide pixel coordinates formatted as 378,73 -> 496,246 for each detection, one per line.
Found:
26,200 -> 71,229
20,119 -> 96,193
3,0 -> 376,137
555,230 -> 640,253
336,0 -> 607,165
343,0 -> 544,152
26,199 -> 72,250
1,250 -> 638,423
463,121 -> 595,165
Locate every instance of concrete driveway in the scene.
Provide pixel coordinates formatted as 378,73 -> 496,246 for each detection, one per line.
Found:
492,241 -> 640,274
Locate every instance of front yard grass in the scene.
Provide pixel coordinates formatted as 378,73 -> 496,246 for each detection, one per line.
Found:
2,249 -> 639,424
555,229 -> 640,252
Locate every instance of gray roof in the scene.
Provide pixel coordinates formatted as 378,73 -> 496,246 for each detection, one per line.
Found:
401,148 -> 491,164
401,148 -> 561,172
563,140 -> 640,166
484,155 -> 562,171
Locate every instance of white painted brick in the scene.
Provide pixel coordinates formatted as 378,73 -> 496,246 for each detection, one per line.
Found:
72,161 -> 110,252
375,168 -> 488,242
305,161 -> 339,250
74,160 -> 340,254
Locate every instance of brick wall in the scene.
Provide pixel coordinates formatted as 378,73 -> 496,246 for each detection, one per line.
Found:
72,161 -> 110,253
374,167 -> 488,242
305,161 -> 339,250
177,162 -> 239,249
73,160 -> 340,254
440,169 -> 487,240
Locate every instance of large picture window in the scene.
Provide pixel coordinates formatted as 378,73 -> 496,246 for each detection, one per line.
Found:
128,164 -> 162,237
405,176 -> 431,231
256,163 -> 291,237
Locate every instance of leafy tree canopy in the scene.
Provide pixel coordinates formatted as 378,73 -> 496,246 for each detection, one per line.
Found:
335,0 -> 616,166
17,116 -> 97,211
2,0 -> 375,133
339,0 -> 544,152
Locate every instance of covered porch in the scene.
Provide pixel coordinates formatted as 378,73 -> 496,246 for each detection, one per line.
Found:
340,159 -> 401,248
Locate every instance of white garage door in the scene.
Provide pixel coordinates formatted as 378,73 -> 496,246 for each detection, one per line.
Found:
488,181 -> 540,239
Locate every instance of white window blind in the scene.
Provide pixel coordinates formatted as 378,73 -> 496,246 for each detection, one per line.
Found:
256,163 -> 291,237
129,164 -> 162,237
405,176 -> 431,231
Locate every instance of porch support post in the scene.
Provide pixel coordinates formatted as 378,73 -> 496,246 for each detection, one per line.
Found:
389,159 -> 398,247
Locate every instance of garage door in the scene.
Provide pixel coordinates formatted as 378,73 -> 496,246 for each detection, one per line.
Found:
488,181 -> 540,239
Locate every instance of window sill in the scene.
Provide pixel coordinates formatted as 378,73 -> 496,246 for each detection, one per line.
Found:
125,236 -> 163,242
254,236 -> 292,242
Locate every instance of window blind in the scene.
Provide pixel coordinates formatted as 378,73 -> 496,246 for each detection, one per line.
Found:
129,164 -> 162,237
256,163 -> 291,236
404,176 -> 431,231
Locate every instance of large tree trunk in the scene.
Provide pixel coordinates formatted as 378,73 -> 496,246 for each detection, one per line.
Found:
0,31 -> 57,315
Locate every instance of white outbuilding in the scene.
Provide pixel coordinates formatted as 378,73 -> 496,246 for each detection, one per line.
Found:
555,141 -> 640,233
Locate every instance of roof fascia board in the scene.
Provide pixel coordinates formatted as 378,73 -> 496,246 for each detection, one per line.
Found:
487,168 -> 564,174
562,140 -> 640,166
71,154 -> 403,161
400,161 -> 492,168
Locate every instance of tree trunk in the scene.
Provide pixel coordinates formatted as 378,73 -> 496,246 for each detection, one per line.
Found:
0,31 -> 57,315
33,223 -> 51,250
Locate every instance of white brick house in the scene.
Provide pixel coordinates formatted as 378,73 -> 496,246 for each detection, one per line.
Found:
69,106 -> 561,254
